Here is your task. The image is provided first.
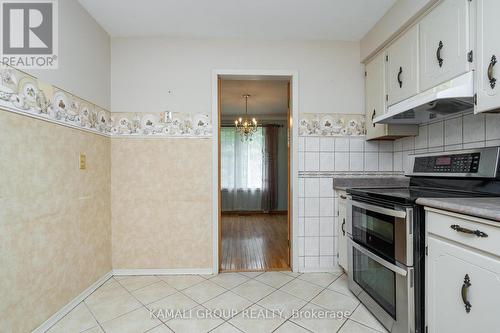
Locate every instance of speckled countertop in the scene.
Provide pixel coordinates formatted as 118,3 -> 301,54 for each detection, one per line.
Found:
416,197 -> 500,222
333,176 -> 410,191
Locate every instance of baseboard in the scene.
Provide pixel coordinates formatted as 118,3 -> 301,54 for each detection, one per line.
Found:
32,270 -> 113,333
112,268 -> 214,276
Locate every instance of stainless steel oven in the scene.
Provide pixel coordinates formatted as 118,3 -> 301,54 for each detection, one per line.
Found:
347,198 -> 415,333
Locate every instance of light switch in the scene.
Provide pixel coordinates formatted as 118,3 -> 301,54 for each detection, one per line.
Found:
79,154 -> 86,170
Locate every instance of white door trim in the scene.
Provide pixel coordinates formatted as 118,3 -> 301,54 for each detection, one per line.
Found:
211,69 -> 299,274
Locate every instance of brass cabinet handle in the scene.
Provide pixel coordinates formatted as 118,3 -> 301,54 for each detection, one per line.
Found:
461,274 -> 472,313
397,66 -> 403,88
342,218 -> 346,236
488,55 -> 497,89
340,195 -> 347,199
450,224 -> 488,238
372,109 -> 376,127
437,41 -> 444,67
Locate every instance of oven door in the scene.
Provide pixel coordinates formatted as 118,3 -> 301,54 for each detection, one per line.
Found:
348,238 -> 415,333
347,199 -> 413,266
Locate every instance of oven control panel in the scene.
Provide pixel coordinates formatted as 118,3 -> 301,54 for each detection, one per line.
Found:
414,153 -> 480,173
406,147 -> 500,178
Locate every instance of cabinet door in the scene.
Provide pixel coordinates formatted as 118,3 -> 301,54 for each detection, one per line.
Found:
365,52 -> 387,140
387,25 -> 419,106
426,235 -> 500,333
475,0 -> 500,113
419,0 -> 470,92
337,193 -> 348,271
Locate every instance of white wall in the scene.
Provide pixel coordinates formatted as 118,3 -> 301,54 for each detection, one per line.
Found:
27,0 -> 111,109
360,0 -> 438,61
111,37 -> 364,115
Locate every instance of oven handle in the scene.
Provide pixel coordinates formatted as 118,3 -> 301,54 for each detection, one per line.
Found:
351,240 -> 408,276
351,200 -> 407,219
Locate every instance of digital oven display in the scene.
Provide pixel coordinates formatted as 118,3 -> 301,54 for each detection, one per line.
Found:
435,156 -> 452,166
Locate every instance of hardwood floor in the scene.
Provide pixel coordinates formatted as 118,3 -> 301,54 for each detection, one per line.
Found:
221,213 -> 289,271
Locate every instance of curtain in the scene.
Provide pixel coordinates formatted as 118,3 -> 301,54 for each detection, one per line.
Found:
220,126 -> 280,212
261,126 -> 279,212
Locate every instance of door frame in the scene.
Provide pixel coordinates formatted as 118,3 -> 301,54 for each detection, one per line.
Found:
211,69 -> 299,274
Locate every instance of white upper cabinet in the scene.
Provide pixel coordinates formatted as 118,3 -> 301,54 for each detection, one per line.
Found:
365,52 -> 387,139
475,0 -> 500,113
419,0 -> 471,92
387,25 -> 419,106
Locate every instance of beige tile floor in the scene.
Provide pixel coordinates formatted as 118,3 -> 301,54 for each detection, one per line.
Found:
45,272 -> 388,333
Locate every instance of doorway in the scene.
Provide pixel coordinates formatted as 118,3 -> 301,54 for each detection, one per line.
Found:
218,76 -> 291,272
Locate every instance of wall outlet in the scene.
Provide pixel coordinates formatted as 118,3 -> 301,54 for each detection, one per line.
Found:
79,154 -> 86,170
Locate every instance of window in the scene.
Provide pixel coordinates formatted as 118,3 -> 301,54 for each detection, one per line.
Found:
221,127 -> 263,190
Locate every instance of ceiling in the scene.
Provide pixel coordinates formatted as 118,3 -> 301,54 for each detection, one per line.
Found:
220,80 -> 289,118
79,0 -> 396,41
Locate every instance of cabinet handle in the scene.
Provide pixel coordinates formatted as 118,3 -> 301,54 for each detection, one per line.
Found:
450,224 -> 488,238
342,218 -> 346,236
488,55 -> 497,89
461,274 -> 472,313
340,194 -> 347,199
436,41 -> 444,67
397,67 -> 403,88
372,109 -> 376,127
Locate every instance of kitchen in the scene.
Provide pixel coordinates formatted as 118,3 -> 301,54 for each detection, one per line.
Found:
1,0 -> 500,332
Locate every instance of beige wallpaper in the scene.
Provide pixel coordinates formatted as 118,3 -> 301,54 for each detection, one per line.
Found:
111,138 -> 212,269
0,111 -> 112,332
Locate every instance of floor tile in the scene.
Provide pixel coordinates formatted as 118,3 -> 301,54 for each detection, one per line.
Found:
202,291 -> 252,319
145,323 -> 174,332
147,292 -> 198,321
86,279 -> 129,305
239,271 -> 264,278
290,304 -> 347,333
254,272 -> 295,288
209,322 -> 243,333
82,327 -> 104,333
350,304 -> 388,332
257,290 -> 307,318
298,272 -> 340,287
118,276 -> 161,291
229,304 -> 286,333
338,319 -> 381,332
231,279 -> 276,303
159,275 -> 206,290
165,306 -> 224,333
327,274 -> 354,297
132,281 -> 178,305
47,302 -> 98,333
182,280 -> 227,304
281,271 -> 302,278
310,289 -> 359,313
101,307 -> 162,333
273,321 -> 311,333
279,278 -> 323,301
85,290 -> 143,323
209,273 -> 249,289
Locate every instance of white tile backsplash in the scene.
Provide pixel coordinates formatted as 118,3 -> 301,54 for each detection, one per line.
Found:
392,111 -> 500,175
298,134 -> 403,272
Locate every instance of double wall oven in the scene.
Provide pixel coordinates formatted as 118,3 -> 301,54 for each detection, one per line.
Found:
346,147 -> 500,333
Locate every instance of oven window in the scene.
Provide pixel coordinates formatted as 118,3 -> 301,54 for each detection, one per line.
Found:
353,247 -> 396,319
352,206 -> 395,262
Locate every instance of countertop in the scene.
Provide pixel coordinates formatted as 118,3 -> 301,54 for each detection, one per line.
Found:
416,197 -> 500,222
333,176 -> 410,191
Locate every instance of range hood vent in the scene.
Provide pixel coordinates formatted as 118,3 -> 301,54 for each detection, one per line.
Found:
374,71 -> 474,124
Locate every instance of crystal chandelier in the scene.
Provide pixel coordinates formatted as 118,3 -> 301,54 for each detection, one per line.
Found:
235,94 -> 257,141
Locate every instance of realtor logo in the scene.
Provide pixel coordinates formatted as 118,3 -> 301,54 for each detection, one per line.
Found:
1,0 -> 58,69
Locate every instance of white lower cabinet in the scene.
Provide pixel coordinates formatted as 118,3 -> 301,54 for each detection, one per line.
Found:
337,190 -> 348,271
426,209 -> 500,333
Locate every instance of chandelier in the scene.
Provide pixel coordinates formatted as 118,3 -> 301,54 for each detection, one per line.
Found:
235,94 -> 257,141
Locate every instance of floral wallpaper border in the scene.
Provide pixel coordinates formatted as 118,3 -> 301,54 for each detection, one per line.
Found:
1,64 -> 366,138
0,64 -> 212,138
299,113 -> 365,136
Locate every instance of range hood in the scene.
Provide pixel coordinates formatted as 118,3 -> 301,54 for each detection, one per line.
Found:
373,71 -> 474,124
